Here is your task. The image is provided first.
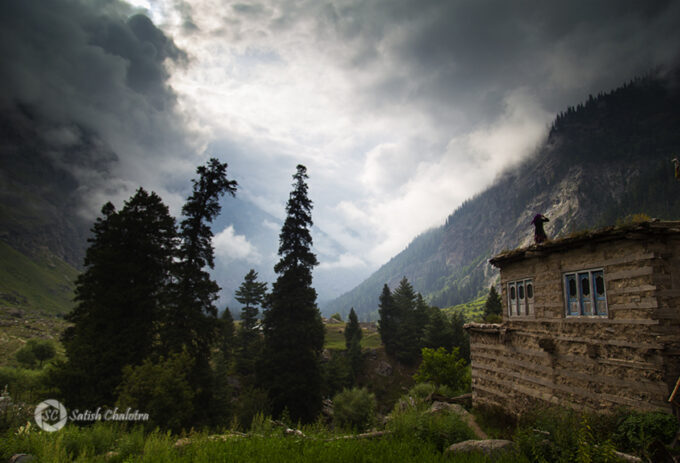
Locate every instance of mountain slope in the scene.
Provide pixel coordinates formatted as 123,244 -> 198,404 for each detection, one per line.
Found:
0,240 -> 78,314
325,70 -> 680,320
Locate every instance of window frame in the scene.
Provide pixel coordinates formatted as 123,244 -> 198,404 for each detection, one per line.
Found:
507,278 -> 534,318
563,268 -> 608,317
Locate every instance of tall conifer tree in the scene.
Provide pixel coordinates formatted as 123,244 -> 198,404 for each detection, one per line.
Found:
344,307 -> 363,380
378,284 -> 398,355
261,164 -> 324,423
60,188 -> 177,408
392,277 -> 422,364
160,158 -> 237,421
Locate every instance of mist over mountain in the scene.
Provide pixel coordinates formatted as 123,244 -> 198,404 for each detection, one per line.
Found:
323,69 -> 680,320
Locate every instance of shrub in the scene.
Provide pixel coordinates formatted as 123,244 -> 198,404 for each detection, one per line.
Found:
516,407 -> 622,463
388,403 -> 476,451
408,383 -> 436,401
233,387 -> 270,431
15,339 -> 57,369
0,366 -> 51,404
332,387 -> 377,431
413,347 -> 470,393
0,386 -> 34,434
614,410 -> 678,457
115,351 -> 195,432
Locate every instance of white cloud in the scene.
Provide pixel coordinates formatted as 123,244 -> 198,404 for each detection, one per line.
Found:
262,219 -> 279,231
213,225 -> 262,264
318,253 -> 366,270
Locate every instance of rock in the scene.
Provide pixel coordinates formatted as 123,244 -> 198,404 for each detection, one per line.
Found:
612,451 -> 642,463
9,455 -> 34,463
429,401 -> 466,415
321,398 -> 333,417
375,360 -> 392,376
426,392 -> 472,407
428,402 -> 488,439
365,349 -> 378,360
285,428 -> 305,437
445,439 -> 514,457
174,437 -> 192,448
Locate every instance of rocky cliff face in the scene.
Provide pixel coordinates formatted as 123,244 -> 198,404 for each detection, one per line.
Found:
325,71 -> 680,319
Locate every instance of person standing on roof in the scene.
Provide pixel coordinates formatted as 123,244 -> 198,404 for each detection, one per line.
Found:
532,214 -> 549,244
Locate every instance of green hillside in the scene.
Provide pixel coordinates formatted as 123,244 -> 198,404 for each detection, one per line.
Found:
441,295 -> 486,322
0,240 -> 79,314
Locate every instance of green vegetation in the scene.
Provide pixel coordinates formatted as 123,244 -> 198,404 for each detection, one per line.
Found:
332,387 -> 377,431
14,339 -> 56,368
1,365 -> 677,462
115,351 -> 195,433
483,286 -> 502,322
0,241 -> 78,315
442,295 -> 486,322
0,422 -> 493,463
378,278 -> 432,364
413,347 -> 470,393
324,323 -> 380,351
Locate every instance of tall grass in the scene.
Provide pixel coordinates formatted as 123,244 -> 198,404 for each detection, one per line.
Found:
0,422 -> 519,462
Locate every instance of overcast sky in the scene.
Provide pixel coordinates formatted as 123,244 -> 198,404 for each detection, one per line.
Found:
3,0 -> 680,297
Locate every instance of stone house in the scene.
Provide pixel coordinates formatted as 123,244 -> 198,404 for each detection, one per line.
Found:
467,221 -> 680,414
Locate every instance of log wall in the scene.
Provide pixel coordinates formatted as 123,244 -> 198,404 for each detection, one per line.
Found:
470,234 -> 680,414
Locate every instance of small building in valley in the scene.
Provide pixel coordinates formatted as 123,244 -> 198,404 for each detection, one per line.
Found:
467,220 -> 680,414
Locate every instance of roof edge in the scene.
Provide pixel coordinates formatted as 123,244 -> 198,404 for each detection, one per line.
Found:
490,220 -> 680,267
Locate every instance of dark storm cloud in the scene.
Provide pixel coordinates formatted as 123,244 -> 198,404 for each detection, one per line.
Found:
265,0 -> 680,131
0,0 -> 196,217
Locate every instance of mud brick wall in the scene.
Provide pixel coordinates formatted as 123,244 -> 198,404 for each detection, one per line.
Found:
469,231 -> 680,415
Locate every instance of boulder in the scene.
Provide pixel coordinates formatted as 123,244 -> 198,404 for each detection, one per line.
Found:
428,401 -> 488,439
445,439 -> 514,457
429,401 -> 466,415
9,455 -> 34,463
375,360 -> 392,376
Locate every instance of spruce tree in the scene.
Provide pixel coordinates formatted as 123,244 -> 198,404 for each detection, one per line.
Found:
344,307 -> 362,349
344,307 -> 363,380
423,309 -> 455,350
483,286 -> 502,320
159,158 -> 237,422
392,278 -> 423,365
235,269 -> 267,378
60,188 -> 177,408
377,284 -> 398,355
261,164 -> 324,423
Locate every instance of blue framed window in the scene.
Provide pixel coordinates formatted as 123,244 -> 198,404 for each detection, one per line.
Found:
564,269 -> 607,316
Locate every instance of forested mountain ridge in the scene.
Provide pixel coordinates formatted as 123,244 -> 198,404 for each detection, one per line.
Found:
324,70 -> 680,320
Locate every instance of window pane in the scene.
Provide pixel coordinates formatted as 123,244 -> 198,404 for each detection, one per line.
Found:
518,284 -> 525,300
581,275 -> 590,296
568,278 -> 577,297
510,286 -> 516,299
526,283 -> 533,299
595,275 -> 604,295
